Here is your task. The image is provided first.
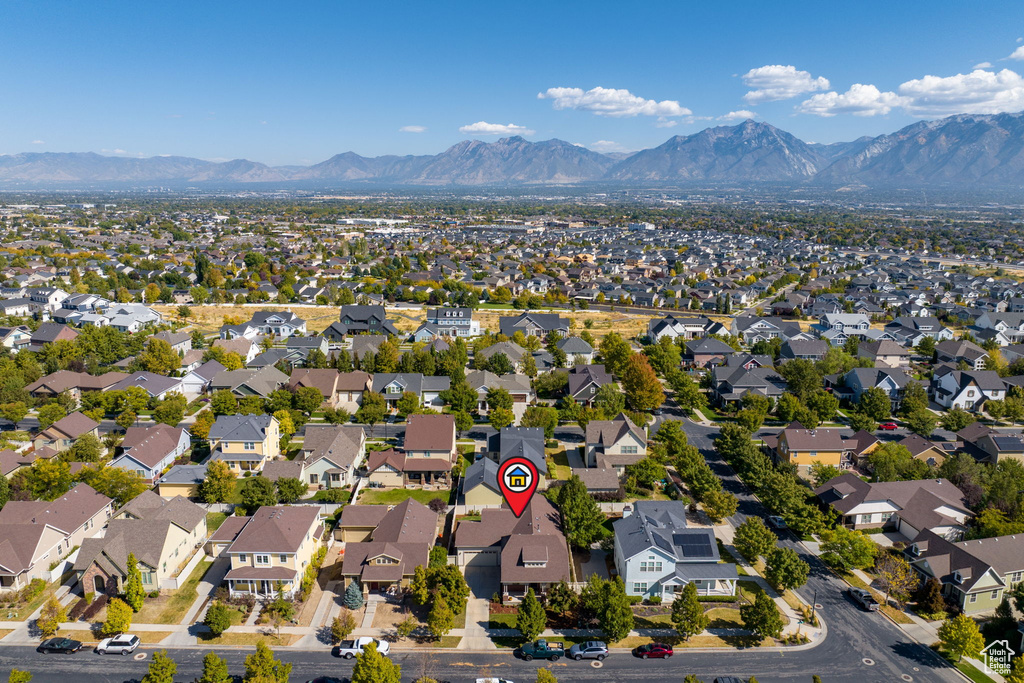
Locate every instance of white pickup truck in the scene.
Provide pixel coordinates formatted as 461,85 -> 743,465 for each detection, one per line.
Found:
333,637 -> 390,659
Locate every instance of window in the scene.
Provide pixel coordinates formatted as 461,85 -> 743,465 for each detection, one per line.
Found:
238,554 -> 246,562
141,572 -> 152,585
860,514 -> 872,524
1011,572 -> 1022,584
809,451 -> 817,457
622,446 -> 638,454
991,590 -> 999,600
255,555 -> 270,565
309,474 -> 318,484
244,442 -> 255,451
633,582 -> 647,594
969,594 -> 977,603
640,561 -> 663,573
967,390 -> 976,398
880,512 -> 892,522
280,555 -> 288,563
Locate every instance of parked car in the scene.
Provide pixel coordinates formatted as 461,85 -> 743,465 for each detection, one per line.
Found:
96,634 -> 140,655
766,515 -> 787,530
476,679 -> 514,683
333,637 -> 390,659
878,422 -> 899,431
516,639 -> 564,661
632,642 -> 673,659
37,637 -> 83,654
848,587 -> 880,611
568,640 -> 609,661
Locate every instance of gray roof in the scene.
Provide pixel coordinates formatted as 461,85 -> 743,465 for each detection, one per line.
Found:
613,501 -> 722,564
157,464 -> 207,485
489,427 -> 548,475
209,413 -> 275,443
371,373 -> 450,395
463,456 -> 499,495
108,371 -> 182,397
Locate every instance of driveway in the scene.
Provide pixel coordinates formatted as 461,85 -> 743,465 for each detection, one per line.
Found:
463,566 -> 500,600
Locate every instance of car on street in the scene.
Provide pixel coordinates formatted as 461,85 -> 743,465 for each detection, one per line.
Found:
96,634 -> 140,655
713,678 -> 747,683
37,637 -> 83,654
333,637 -> 390,658
878,422 -> 899,430
568,640 -> 609,661
516,639 -> 564,661
633,642 -> 673,659
849,587 -> 880,611
476,679 -> 514,683
766,515 -> 787,530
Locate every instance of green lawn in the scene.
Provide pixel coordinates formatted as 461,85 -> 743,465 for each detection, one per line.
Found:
156,560 -> 214,625
546,448 -> 572,480
932,646 -> 997,683
206,512 -> 228,534
488,612 -> 518,629
358,488 -> 448,506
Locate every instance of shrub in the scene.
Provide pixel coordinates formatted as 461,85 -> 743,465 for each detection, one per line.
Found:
148,590 -> 160,599
626,595 -> 643,605
428,497 -> 447,513
67,597 -> 88,621
647,596 -> 663,605
82,594 -> 109,621
20,579 -> 45,603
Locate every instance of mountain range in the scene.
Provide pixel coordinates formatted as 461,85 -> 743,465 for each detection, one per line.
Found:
4,112 -> 1024,188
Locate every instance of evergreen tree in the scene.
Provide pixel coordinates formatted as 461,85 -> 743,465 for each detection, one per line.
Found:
344,580 -> 364,609
123,553 -> 145,612
515,588 -> 547,641
915,578 -> 947,616
670,583 -> 708,641
141,650 -> 176,683
599,577 -> 634,643
204,603 -> 233,636
556,475 -> 605,548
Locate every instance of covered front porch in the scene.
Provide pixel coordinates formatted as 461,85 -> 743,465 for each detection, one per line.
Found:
501,581 -> 559,603
660,564 -> 740,599
224,567 -> 297,599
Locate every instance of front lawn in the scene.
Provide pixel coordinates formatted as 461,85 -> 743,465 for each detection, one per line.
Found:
932,646 -> 997,683
156,560 -> 213,624
358,488 -> 448,506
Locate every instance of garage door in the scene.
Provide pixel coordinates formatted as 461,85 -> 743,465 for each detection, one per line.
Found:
462,549 -> 499,567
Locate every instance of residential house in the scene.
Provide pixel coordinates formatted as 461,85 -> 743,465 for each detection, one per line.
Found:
843,367 -> 916,410
567,364 -> 615,406
287,368 -> 346,410
614,501 -> 737,601
779,339 -> 829,362
339,499 -> 437,592
335,305 -> 400,337
905,531 -> 1024,615
647,315 -> 711,342
885,316 -> 954,346
476,341 -> 528,372
109,423 -> 191,482
423,307 -> 480,338
371,373 -> 450,411
0,484 -> 113,592
558,336 -> 595,365
858,340 -> 912,368
466,370 -> 534,413
0,325 -> 31,348
27,322 -> 78,352
154,464 -> 208,499
211,337 -> 260,364
711,363 -> 787,406
209,365 -> 288,398
178,360 -> 226,396
454,496 -> 570,601
932,368 -> 1006,411
934,340 -> 988,371
25,370 -> 127,403
219,506 -> 324,598
684,338 -> 736,368
208,414 -> 280,473
498,312 -> 571,339
297,424 -> 366,488
334,371 -> 373,413
585,413 -> 647,471
73,492 -> 207,595
33,412 -> 99,452
487,427 -> 549,488
767,425 -> 848,475
814,473 -> 971,540
731,316 -> 801,344
404,413 -> 457,461
461,457 -> 503,509
108,371 -> 183,401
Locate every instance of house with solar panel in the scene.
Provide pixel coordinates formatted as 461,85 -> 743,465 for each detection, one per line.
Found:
613,501 -> 737,600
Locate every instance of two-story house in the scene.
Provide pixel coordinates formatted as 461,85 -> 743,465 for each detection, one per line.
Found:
0,484 -> 113,592
585,413 -> 647,471
33,412 -> 100,453
567,365 -> 615,406
614,501 -> 737,601
298,424 -> 366,488
109,423 -> 191,482
498,312 -> 571,339
333,305 -> 400,337
423,307 -> 480,338
339,499 -> 437,593
766,425 -> 848,475
74,492 -> 207,595
934,340 -> 988,371
208,414 -> 280,473
220,506 -> 324,598
857,340 -> 912,368
843,367 -> 916,411
932,368 -> 1006,411
647,315 -> 712,342
371,373 -> 450,411
466,370 -> 534,414
905,531 -> 1024,615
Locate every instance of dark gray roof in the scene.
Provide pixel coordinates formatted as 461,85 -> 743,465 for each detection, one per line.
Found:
156,464 -> 207,485
209,413 -> 275,442
463,456 -> 499,494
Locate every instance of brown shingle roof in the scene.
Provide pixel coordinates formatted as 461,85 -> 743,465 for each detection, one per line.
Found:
403,414 -> 455,453
227,506 -> 320,554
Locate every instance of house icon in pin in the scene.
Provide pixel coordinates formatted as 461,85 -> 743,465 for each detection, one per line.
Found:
507,465 -> 529,488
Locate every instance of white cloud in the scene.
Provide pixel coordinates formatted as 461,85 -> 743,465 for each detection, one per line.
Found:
538,86 -> 691,118
741,65 -> 830,103
458,121 -> 535,136
797,84 -> 905,117
974,62 -> 993,69
587,140 -> 630,153
897,68 -> 1024,116
718,110 -> 757,121
1008,46 -> 1024,60
31,140 -> 44,145
655,118 -> 678,128
399,125 -> 426,133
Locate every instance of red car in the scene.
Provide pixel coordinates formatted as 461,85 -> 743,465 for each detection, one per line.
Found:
633,643 -> 673,659
879,422 -> 899,430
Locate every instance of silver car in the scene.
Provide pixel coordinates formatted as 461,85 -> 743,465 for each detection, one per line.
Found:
568,640 -> 608,661
96,634 -> 140,655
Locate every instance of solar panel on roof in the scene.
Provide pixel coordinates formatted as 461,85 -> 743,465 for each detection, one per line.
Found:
673,532 -> 714,558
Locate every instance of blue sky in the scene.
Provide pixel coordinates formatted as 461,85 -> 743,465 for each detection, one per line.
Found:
4,0 -> 1024,165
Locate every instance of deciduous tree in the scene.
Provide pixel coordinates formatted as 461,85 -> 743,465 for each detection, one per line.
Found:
196,652 -> 231,683
765,547 -> 809,592
937,613 -> 984,662
242,641 -> 291,683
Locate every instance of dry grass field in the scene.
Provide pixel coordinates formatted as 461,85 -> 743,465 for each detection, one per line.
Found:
157,304 -> 664,341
